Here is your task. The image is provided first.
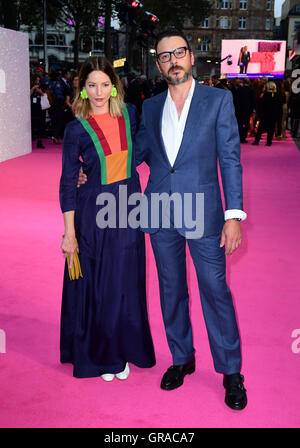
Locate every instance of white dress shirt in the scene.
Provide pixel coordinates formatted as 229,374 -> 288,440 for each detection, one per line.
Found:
161,78 -> 247,221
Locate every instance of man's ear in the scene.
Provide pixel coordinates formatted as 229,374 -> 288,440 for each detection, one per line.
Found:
190,51 -> 195,67
156,60 -> 162,74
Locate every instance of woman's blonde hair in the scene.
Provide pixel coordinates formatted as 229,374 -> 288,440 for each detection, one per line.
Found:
265,81 -> 277,93
73,56 -> 124,119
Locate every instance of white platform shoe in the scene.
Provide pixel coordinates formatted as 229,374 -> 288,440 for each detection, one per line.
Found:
116,363 -> 130,380
101,363 -> 130,382
101,373 -> 115,382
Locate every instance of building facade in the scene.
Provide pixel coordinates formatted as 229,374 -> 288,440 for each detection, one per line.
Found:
184,0 -> 275,78
19,25 -> 122,72
25,24 -> 107,71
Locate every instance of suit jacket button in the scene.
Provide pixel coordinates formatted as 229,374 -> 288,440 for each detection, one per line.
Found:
170,169 -> 175,173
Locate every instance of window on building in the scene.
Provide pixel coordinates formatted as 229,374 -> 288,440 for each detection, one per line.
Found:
238,17 -> 247,29
201,17 -> 209,28
47,34 -> 57,46
81,37 -> 92,53
294,21 -> 300,33
266,0 -> 271,10
57,35 -> 66,46
240,0 -> 247,10
94,40 -> 104,51
198,36 -> 210,52
216,16 -> 232,29
217,0 -> 232,9
265,18 -> 271,30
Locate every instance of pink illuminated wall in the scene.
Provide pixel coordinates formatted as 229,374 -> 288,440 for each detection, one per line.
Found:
0,27 -> 31,162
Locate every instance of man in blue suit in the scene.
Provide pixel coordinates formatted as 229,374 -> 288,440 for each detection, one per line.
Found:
135,29 -> 247,410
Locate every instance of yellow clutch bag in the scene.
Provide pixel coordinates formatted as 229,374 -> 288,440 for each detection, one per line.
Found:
62,236 -> 83,281
67,250 -> 83,281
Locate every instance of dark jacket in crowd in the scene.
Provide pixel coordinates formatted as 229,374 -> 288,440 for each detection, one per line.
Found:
236,85 -> 255,119
259,91 -> 282,127
125,79 -> 143,114
288,92 -> 300,120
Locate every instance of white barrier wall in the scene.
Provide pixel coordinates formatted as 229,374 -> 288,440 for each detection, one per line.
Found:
0,27 -> 31,163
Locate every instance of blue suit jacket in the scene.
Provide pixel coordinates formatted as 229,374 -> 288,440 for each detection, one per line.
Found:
135,82 -> 244,238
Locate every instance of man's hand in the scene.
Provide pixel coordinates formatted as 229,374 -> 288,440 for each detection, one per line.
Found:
77,167 -> 87,188
220,219 -> 242,256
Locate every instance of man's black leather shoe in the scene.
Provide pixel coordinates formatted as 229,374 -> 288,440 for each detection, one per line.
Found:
160,358 -> 195,391
223,373 -> 247,410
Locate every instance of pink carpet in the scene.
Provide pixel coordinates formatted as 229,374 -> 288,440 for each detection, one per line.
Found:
0,134 -> 300,428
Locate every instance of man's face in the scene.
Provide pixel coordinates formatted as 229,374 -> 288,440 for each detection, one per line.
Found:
156,36 -> 194,86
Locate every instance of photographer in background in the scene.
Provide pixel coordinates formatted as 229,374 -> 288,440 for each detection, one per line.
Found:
30,74 -> 45,149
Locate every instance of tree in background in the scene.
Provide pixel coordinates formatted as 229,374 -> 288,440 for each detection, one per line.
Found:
137,0 -> 212,30
0,0 -> 18,30
55,1 -> 103,67
1,1 -> 105,68
0,0 -> 212,69
0,1 -> 62,31
114,0 -> 212,71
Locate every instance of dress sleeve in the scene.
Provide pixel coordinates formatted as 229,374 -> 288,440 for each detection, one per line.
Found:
125,102 -> 140,137
59,122 -> 82,213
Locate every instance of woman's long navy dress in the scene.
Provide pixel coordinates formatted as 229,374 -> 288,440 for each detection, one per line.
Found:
59,103 -> 156,378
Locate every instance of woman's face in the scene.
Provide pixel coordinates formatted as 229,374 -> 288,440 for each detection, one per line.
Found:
73,76 -> 79,89
85,70 -> 112,114
35,77 -> 40,86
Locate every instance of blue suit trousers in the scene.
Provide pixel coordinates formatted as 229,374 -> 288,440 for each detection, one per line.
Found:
150,227 -> 242,375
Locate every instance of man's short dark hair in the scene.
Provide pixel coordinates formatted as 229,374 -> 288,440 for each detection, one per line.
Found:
155,28 -> 191,54
62,68 -> 70,77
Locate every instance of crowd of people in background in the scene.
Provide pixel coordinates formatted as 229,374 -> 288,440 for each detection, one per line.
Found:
30,67 -> 79,148
209,75 -> 299,147
30,64 -> 300,149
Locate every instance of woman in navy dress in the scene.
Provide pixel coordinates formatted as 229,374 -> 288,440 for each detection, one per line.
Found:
59,56 -> 156,380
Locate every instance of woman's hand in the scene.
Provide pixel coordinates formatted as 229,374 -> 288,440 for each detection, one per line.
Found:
77,166 -> 88,188
61,234 -> 79,269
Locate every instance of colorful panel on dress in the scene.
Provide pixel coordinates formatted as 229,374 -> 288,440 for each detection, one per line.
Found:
106,151 -> 128,184
122,106 -> 133,179
78,117 -> 107,185
78,105 -> 133,185
87,116 -> 112,156
117,115 -> 128,152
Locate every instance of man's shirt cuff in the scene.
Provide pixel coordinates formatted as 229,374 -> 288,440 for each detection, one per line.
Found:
225,209 -> 247,221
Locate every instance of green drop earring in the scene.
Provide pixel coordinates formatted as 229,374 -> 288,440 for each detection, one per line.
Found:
111,85 -> 117,98
80,88 -> 88,99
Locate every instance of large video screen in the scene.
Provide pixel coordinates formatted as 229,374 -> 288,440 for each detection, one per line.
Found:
221,39 -> 286,79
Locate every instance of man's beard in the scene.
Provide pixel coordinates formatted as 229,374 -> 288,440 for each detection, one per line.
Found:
162,65 -> 192,86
